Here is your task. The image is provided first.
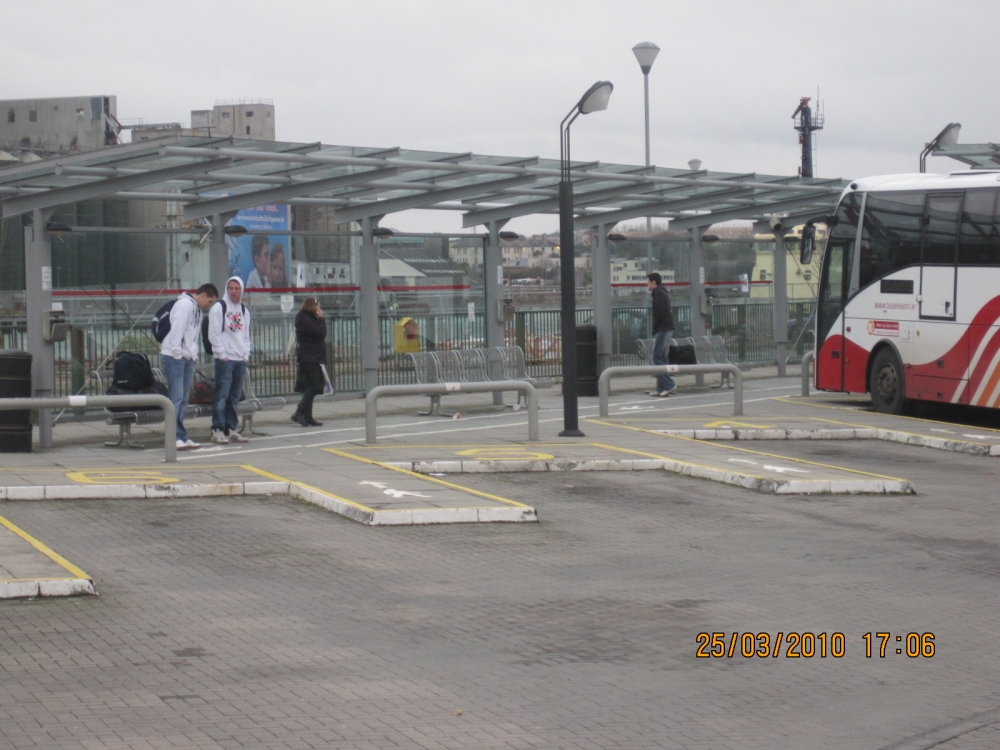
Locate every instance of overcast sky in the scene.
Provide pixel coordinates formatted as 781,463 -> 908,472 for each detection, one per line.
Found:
3,0 -> 997,235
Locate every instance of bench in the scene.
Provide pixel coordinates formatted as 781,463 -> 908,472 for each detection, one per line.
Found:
408,345 -> 553,416
637,335 -> 751,389
91,365 -> 286,449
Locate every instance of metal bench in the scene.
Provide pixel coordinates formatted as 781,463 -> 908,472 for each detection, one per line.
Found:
407,345 -> 551,416
91,366 -> 286,448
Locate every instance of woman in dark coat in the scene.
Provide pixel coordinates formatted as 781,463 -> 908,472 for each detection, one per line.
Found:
292,297 -> 328,427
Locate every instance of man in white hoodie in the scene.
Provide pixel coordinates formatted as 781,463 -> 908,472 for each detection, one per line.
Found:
208,276 -> 252,443
161,283 -> 218,451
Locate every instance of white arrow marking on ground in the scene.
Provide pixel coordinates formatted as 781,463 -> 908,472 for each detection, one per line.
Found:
963,434 -> 994,440
360,481 -> 388,489
728,458 -> 760,466
618,406 -> 655,412
762,464 -> 810,474
383,489 -> 431,498
930,429 -> 955,434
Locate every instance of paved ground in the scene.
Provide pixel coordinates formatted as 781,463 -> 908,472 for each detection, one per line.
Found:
2,371 -> 1000,748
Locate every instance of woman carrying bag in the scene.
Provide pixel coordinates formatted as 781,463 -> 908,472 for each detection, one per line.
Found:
292,297 -> 328,427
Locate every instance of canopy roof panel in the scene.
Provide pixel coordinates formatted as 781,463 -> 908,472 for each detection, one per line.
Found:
932,142 -> 1000,171
0,134 -> 847,230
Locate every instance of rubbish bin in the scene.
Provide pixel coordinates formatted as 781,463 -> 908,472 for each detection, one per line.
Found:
0,349 -> 32,453
576,324 -> 598,397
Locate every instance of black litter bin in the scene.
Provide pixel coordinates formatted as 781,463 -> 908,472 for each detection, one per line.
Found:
0,349 -> 33,453
576,324 -> 598,397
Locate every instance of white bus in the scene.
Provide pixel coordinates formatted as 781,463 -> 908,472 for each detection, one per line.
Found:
815,171 -> 1000,413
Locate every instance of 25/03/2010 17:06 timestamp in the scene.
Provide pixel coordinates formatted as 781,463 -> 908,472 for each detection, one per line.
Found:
696,632 -> 936,659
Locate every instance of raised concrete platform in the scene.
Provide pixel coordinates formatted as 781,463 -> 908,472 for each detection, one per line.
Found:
0,512 -> 95,599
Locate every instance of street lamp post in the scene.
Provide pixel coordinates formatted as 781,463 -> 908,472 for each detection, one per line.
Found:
559,80 -> 613,438
633,41 -> 660,269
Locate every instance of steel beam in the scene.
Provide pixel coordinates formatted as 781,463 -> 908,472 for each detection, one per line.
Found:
573,187 -> 759,229
182,167 -> 400,221
2,158 -> 232,218
462,181 -> 660,228
667,194 -> 837,232
332,175 -> 537,224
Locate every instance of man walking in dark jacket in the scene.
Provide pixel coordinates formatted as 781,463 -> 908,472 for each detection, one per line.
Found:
647,273 -> 677,396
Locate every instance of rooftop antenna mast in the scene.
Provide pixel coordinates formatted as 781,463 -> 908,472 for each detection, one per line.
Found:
792,96 -> 824,178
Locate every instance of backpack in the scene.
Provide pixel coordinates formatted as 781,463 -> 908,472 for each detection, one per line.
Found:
201,299 -> 247,357
112,351 -> 155,392
151,299 -> 177,343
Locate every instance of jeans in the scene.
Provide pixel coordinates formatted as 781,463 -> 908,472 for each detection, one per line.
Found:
162,355 -> 196,442
212,359 -> 247,433
652,330 -> 677,393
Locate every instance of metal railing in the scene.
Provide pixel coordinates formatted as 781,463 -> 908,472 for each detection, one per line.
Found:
0,299 -> 814,399
599,364 -> 744,417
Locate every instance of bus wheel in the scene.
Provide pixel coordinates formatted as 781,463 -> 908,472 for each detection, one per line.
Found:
870,348 -> 906,414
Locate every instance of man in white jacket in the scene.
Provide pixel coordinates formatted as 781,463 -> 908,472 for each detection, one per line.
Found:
208,276 -> 252,443
161,283 -> 218,451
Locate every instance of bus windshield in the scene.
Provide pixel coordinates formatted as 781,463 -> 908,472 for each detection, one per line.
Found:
816,192 -> 861,344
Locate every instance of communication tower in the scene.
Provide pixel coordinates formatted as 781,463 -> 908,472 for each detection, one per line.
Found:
792,96 -> 824,178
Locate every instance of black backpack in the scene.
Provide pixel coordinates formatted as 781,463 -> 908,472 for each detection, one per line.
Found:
151,299 -> 177,343
112,351 -> 155,392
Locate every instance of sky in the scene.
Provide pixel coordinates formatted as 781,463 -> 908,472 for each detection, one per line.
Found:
3,0 -> 998,235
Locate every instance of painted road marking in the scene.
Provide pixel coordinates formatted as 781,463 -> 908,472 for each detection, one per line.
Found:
456,448 -> 556,461
703,420 -> 774,429
0,513 -> 92,582
66,470 -> 180,485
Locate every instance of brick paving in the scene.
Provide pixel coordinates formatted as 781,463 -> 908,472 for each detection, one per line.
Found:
2,432 -> 1000,749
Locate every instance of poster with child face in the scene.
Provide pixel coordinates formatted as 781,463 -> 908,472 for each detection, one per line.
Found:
225,204 -> 291,289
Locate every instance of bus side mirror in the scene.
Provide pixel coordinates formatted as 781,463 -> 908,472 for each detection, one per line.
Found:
801,223 -> 816,265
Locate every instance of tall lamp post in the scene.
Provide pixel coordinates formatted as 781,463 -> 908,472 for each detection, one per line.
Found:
559,80 -> 613,437
633,41 -> 660,269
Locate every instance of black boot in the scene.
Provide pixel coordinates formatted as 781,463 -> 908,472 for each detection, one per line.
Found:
291,405 -> 308,427
305,416 -> 323,427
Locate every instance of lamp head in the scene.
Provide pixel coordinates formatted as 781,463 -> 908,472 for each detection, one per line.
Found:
928,122 -> 961,149
223,224 -> 249,237
632,42 -> 660,74
499,231 -> 520,241
577,81 -> 614,114
373,227 -> 394,238
687,158 -> 702,172
607,233 -> 627,242
701,234 -> 720,243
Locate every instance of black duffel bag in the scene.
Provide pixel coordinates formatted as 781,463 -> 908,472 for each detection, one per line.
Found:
668,344 -> 697,365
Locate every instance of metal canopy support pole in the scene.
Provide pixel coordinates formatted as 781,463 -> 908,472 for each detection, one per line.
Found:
689,226 -> 706,387
593,224 -> 612,374
210,213 -> 231,293
359,216 -> 380,393
25,209 -> 55,448
773,231 -> 788,377
485,220 -> 507,405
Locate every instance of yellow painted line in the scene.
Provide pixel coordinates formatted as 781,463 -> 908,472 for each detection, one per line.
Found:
239,465 -> 377,514
587,419 -> 906,482
0,514 -> 91,581
0,464 -> 250,473
587,442 -> 772,481
777,396 -> 1000,435
323,449 -> 532,509
0,577 -> 91,583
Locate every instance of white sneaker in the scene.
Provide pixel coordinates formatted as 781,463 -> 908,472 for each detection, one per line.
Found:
211,430 -> 230,444
183,439 -> 202,450
227,430 -> 249,443
176,439 -> 190,451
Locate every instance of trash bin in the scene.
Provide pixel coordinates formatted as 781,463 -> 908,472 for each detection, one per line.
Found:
0,349 -> 32,453
576,324 -> 598,397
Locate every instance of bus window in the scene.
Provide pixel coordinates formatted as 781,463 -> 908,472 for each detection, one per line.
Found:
922,193 -> 961,265
816,192 -> 862,391
859,191 -> 923,289
959,188 -> 1000,266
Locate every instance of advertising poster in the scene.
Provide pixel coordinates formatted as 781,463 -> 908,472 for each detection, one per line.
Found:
226,204 -> 291,289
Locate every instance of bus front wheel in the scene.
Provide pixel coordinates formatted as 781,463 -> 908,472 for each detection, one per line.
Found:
869,348 -> 906,414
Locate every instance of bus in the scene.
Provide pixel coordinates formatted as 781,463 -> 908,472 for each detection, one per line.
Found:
814,172 -> 1000,413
